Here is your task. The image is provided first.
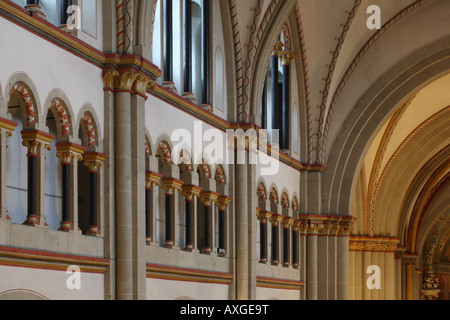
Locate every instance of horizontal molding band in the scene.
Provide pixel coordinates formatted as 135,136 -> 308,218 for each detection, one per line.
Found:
256,276 -> 304,291
0,246 -> 110,274
146,263 -> 233,285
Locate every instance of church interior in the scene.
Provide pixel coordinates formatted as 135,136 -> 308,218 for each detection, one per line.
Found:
0,0 -> 448,300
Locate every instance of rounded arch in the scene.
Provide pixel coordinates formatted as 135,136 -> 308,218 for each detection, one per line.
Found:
245,0 -> 296,124
214,164 -> 226,185
145,132 -> 153,157
281,191 -> 290,209
6,73 -> 41,128
44,89 -> 75,140
269,186 -> 279,205
197,158 -> 212,180
156,140 -> 173,165
257,180 -> 268,200
291,194 -> 299,212
77,109 -> 99,149
321,34 -> 450,217
179,148 -> 194,173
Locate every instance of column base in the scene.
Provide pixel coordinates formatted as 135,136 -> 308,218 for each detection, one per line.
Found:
146,237 -> 152,246
218,249 -> 226,257
25,5 -> 47,20
283,262 -> 290,268
184,244 -> 194,252
182,92 -> 197,104
162,81 -> 178,93
164,240 -> 174,249
259,259 -> 268,264
23,215 -> 40,226
201,104 -> 213,112
59,24 -> 77,35
87,226 -> 100,236
271,260 -> 279,266
201,248 -> 212,255
59,221 -> 73,232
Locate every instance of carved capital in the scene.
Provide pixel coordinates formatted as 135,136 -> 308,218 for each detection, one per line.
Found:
84,152 -> 107,173
22,130 -> 54,155
257,211 -> 273,223
161,178 -> 184,195
103,69 -> 120,89
0,117 -> 18,138
270,214 -> 284,226
217,196 -> 232,211
146,171 -> 163,189
181,185 -> 203,201
279,50 -> 297,65
56,143 -> 86,165
199,191 -> 220,206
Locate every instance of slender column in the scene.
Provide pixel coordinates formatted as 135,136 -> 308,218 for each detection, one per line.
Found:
181,185 -> 202,251
84,153 -> 106,236
199,191 -> 219,254
161,178 -> 184,248
217,196 -> 231,256
292,220 -> 300,269
56,143 -> 85,232
25,0 -> 46,19
299,219 -> 308,300
271,41 -> 283,132
261,77 -> 267,129
145,172 -> 163,245
183,0 -> 192,94
0,118 -> 17,219
60,0 -> 72,25
201,0 -> 210,106
337,222 -> 352,300
257,211 -> 272,263
163,0 -> 173,83
279,51 -> 295,153
306,222 -> 319,300
317,223 -> 331,300
270,214 -> 283,266
282,217 -> 294,267
22,130 -> 53,226
235,162 -> 248,300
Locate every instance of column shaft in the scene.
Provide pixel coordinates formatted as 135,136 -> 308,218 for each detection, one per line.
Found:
201,0 -> 210,105
281,64 -> 290,151
164,0 -> 173,82
61,163 -> 70,224
183,0 -> 192,94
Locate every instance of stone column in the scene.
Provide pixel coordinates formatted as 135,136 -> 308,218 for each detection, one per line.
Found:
199,191 -> 219,254
161,178 -> 184,248
292,220 -> 300,269
306,221 -> 319,300
84,152 -> 107,235
25,0 -> 46,19
181,185 -> 202,251
55,143 -> 85,232
317,222 -> 330,300
145,171 -> 163,245
299,219 -> 307,300
21,130 -> 53,227
0,118 -> 17,220
257,211 -> 272,264
271,41 -> 283,133
337,221 -> 352,300
279,50 -> 296,153
270,214 -> 283,266
282,216 -> 294,267
217,196 -> 231,256
235,162 -> 248,300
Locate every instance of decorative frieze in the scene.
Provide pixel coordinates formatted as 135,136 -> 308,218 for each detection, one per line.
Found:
349,236 -> 399,252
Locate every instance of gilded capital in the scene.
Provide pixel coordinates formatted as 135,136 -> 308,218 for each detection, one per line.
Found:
161,178 -> 184,195
84,152 -> 107,173
181,185 -> 203,200
22,130 -> 54,155
56,143 -> 86,165
146,171 -> 163,189
199,191 -> 220,206
217,196 -> 232,211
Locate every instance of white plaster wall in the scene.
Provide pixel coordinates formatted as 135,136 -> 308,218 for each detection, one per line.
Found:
0,265 -> 104,300
0,17 -> 104,140
256,287 -> 300,301
146,278 -> 229,300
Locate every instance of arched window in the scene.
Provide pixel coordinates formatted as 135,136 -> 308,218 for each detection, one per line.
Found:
214,47 -> 225,113
152,0 -> 211,107
6,101 -> 28,225
44,109 -> 62,230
